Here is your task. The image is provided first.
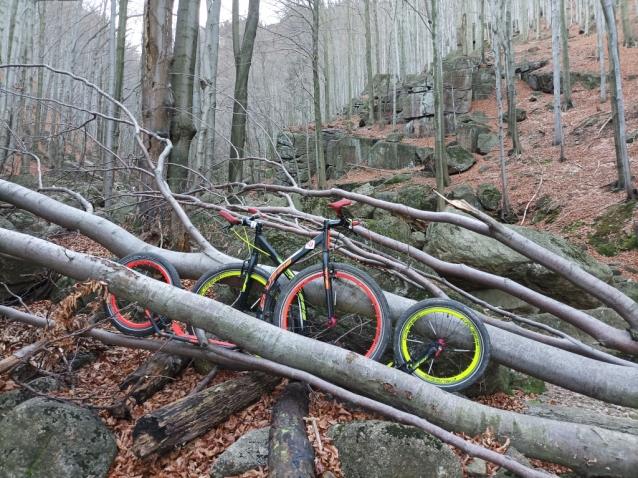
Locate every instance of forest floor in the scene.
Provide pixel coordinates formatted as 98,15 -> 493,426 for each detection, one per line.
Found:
3,21 -> 638,478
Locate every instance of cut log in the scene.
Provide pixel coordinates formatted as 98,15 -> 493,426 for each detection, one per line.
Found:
132,371 -> 280,457
119,352 -> 189,405
268,382 -> 315,478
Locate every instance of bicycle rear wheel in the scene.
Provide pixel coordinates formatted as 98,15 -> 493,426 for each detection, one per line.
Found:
273,263 -> 391,361
190,264 -> 273,347
393,299 -> 491,392
105,252 -> 181,337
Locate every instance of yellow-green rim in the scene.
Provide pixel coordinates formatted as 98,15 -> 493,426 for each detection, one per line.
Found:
197,270 -> 267,296
400,307 -> 483,385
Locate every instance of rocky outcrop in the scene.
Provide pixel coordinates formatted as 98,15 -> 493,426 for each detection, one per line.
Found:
0,398 -> 117,478
523,70 -> 606,94
0,378 -> 59,419
424,208 -> 613,308
446,145 -> 477,173
477,182 -> 503,210
328,420 -> 462,478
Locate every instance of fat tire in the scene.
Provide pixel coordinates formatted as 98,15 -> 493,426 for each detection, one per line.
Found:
393,298 -> 491,392
106,252 -> 181,337
273,263 -> 391,361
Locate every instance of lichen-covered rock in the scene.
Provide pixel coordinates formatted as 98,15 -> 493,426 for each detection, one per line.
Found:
210,427 -> 269,478
0,378 -> 59,419
494,447 -> 532,478
446,145 -> 476,173
424,208 -> 612,309
350,183 -> 377,219
472,289 -> 539,315
0,398 -> 117,478
477,182 -> 502,210
397,184 -> 434,211
450,184 -> 482,210
328,420 -> 462,478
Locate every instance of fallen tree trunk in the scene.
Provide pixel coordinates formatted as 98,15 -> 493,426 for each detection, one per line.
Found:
268,382 -> 315,478
132,371 -> 280,457
0,230 -> 636,476
119,352 -> 189,405
0,306 -> 550,478
1,181 -> 636,392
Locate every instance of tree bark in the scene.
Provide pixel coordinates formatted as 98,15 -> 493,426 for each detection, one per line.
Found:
311,0 -> 327,189
111,0 -> 129,172
141,0 -> 174,215
560,0 -> 574,109
601,0 -> 635,199
104,0 -> 118,207
0,234 -> 635,477
504,1 -> 523,155
364,0 -> 375,126
168,0 -> 200,192
228,0 -> 260,183
552,0 -> 565,161
119,352 -> 189,405
492,0 -> 512,218
619,0 -> 636,46
132,371 -> 280,457
268,382 -> 315,478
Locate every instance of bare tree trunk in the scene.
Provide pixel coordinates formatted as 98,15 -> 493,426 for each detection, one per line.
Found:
560,0 -> 574,109
552,0 -> 565,162
228,0 -> 260,183
428,0 -> 450,211
33,1 -> 47,138
322,0 -> 331,123
364,0 -> 375,126
141,0 -> 174,211
346,0 -> 353,118
596,0 -> 606,102
104,0 -> 118,206
492,0 -> 512,218
601,0 -> 635,198
111,0 -> 129,173
479,0 -> 486,62
311,0 -> 327,189
168,0 -> 201,192
620,0 -> 636,46
504,1 -> 523,155
201,0 -> 221,182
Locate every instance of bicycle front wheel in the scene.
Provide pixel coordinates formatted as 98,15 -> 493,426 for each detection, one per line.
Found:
273,263 -> 391,361
105,252 -> 181,337
393,299 -> 491,392
190,264 -> 272,347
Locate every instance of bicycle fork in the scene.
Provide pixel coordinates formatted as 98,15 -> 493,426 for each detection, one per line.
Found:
398,339 -> 446,373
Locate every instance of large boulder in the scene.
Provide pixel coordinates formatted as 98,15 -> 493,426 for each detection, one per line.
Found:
325,135 -> 379,179
449,184 -> 482,210
0,398 -> 117,478
210,427 -> 269,478
524,307 -> 629,347
472,66 -> 496,100
328,420 -> 462,478
461,362 -> 511,398
368,142 -> 433,170
424,208 -> 613,308
442,52 -> 474,114
477,182 -> 503,210
405,114 -> 456,138
397,184 -> 434,211
446,145 -> 476,173
477,133 -> 499,155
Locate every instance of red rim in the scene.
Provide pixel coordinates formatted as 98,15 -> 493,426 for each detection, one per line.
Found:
280,270 -> 382,357
109,259 -> 172,329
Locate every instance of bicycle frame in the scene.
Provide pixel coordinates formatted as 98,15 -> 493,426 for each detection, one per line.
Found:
240,217 -> 347,329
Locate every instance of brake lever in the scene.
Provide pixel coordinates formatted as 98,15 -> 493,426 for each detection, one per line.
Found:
221,224 -> 232,231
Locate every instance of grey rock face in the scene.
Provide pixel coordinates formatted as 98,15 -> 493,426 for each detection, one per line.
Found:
461,362 -> 511,398
397,184 -> 434,211
328,420 -> 462,478
467,458 -> 489,478
0,398 -> 117,478
494,447 -> 532,478
526,405 -> 638,436
424,208 -> 612,309
0,378 -> 60,419
477,183 -> 502,210
472,66 -> 496,100
210,427 -> 270,478
456,121 -> 491,153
